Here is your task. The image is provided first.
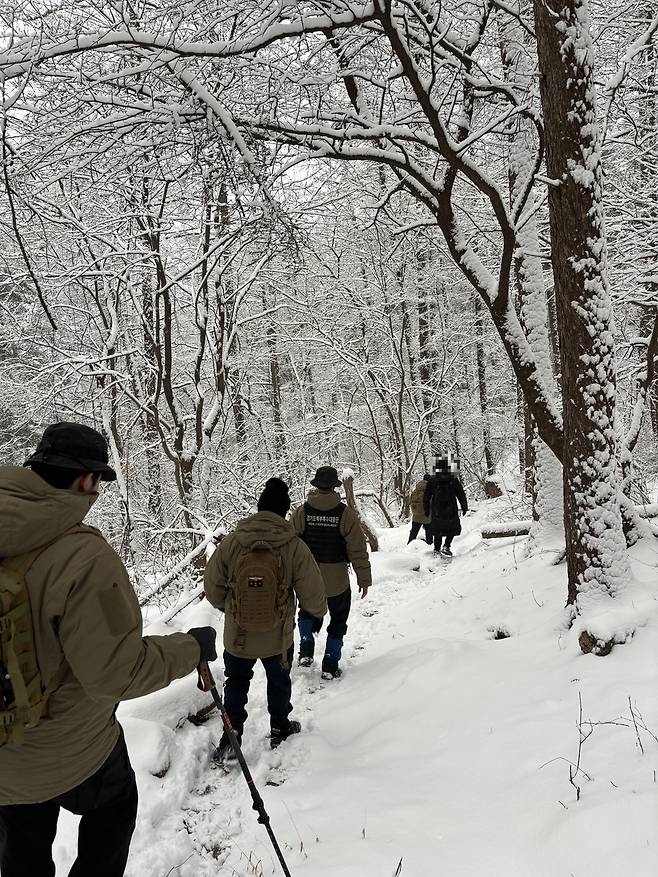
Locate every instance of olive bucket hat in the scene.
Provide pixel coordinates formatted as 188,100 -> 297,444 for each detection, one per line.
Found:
24,422 -> 117,482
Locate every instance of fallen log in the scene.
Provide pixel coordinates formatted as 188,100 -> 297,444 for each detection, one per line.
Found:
481,520 -> 532,539
482,503 -> 658,540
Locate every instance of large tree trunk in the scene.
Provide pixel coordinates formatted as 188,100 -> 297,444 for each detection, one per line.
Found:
534,0 -> 629,614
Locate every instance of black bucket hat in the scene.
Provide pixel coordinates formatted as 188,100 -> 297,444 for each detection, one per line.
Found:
24,422 -> 117,482
310,466 -> 342,490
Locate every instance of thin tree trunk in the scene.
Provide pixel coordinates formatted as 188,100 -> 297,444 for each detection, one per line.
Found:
501,5 -> 563,539
474,294 -> 495,475
342,473 -> 378,551
141,272 -> 164,524
266,321 -> 287,463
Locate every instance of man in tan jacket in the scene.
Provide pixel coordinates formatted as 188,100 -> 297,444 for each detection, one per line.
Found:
204,477 -> 326,762
0,422 -> 216,877
291,466 -> 372,680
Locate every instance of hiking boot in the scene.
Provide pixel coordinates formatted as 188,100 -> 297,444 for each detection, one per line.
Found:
441,546 -> 453,557
213,730 -> 241,766
321,656 -> 342,680
270,719 -> 301,749
298,638 -> 314,667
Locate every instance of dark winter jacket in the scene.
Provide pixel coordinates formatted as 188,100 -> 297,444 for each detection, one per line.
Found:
424,473 -> 468,537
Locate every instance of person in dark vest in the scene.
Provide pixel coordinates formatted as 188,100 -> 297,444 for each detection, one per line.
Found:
204,478 -> 326,762
408,472 -> 433,544
424,456 -> 468,556
291,466 -> 372,679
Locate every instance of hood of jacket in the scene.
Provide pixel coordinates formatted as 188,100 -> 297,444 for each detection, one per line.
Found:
0,466 -> 95,557
305,488 -> 343,511
232,510 -> 297,550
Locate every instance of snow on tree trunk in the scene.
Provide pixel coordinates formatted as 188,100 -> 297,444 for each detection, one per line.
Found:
502,7 -> 564,544
534,0 -> 629,623
474,293 -> 495,476
510,133 -> 564,540
341,471 -> 379,552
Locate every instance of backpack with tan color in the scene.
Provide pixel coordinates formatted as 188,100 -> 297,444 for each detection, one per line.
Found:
410,481 -> 427,518
232,540 -> 292,663
233,541 -> 284,631
0,527 -> 90,746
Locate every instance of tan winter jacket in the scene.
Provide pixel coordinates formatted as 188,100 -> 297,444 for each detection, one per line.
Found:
204,511 -> 327,659
290,489 -> 372,598
0,467 -> 200,805
410,479 -> 431,523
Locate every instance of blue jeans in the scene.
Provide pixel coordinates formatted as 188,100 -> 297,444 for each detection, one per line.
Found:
299,588 -> 352,659
223,646 -> 294,733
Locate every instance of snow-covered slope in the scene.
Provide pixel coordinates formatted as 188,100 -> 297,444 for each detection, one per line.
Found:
53,509 -> 658,876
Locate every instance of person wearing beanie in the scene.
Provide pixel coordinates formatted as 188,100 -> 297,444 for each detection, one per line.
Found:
407,472 -> 433,544
290,466 -> 372,680
257,477 -> 292,518
204,477 -> 326,762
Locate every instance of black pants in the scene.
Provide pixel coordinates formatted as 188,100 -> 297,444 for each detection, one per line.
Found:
326,589 -> 352,640
223,646 -> 294,734
408,521 -> 432,544
433,535 -> 453,551
0,731 -> 138,877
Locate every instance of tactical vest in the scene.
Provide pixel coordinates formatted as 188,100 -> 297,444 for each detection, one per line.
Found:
301,502 -> 348,564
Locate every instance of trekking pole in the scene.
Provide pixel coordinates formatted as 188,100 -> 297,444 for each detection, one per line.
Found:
196,661 -> 293,877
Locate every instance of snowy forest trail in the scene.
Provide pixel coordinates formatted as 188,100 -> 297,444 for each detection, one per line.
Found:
53,511 -> 658,876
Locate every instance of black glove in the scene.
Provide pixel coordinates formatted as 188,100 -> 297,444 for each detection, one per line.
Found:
311,616 -> 323,634
187,627 -> 217,663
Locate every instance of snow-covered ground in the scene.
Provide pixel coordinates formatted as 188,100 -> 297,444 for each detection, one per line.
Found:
52,504 -> 658,876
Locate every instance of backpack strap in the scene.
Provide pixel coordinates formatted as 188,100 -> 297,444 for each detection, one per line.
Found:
1,546 -> 58,744
1,525 -> 102,744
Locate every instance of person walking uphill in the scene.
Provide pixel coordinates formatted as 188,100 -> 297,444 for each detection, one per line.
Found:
0,422 -> 216,877
204,478 -> 326,762
292,466 -> 372,680
408,472 -> 433,545
424,456 -> 468,557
